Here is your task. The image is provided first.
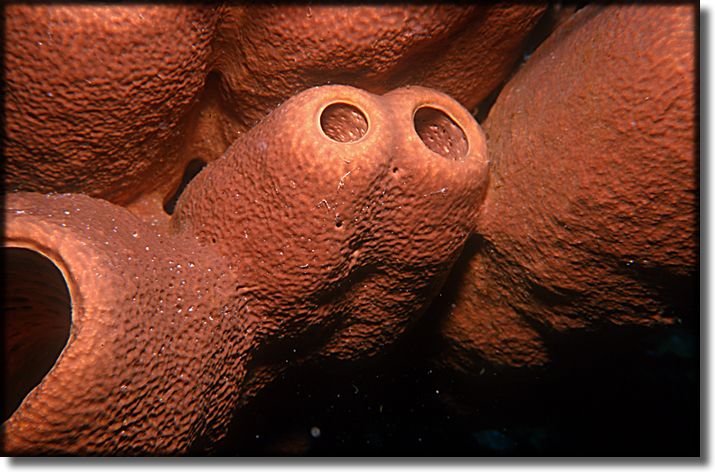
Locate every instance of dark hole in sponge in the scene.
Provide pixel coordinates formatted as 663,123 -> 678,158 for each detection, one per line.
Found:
320,103 -> 368,143
414,107 -> 468,160
2,248 -> 72,422
164,158 -> 207,215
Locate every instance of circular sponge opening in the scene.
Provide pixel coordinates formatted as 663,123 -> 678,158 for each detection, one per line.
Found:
2,247 -> 72,422
320,102 -> 368,143
414,106 -> 468,160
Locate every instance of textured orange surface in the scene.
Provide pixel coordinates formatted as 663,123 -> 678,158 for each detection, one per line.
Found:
436,4 -> 697,371
215,4 -> 546,129
1,4 -> 698,455
4,4 -> 542,220
3,85 -> 488,454
4,5 -> 219,208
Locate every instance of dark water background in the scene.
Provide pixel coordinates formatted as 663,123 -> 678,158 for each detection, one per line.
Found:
220,317 -> 699,456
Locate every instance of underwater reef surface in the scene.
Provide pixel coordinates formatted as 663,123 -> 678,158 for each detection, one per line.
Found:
2,3 -> 698,456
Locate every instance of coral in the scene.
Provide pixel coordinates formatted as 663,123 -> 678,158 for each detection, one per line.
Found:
435,4 -> 696,371
4,5 -> 219,212
1,3 -> 697,456
4,4 -> 543,221
2,86 -> 488,454
214,4 -> 546,129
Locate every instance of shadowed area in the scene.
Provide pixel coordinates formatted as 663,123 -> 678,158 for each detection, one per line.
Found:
164,158 -> 208,215
2,248 -> 72,422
